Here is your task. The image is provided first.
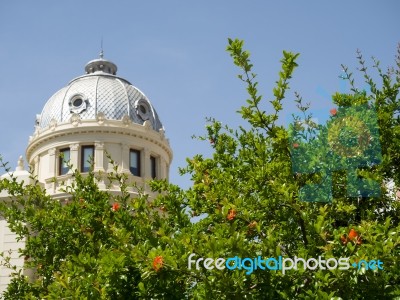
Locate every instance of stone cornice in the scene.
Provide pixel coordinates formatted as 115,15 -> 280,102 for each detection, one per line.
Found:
26,119 -> 173,162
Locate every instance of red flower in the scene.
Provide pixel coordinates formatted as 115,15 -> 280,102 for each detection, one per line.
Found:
112,202 -> 120,211
341,228 -> 362,245
348,228 -> 362,244
330,108 -> 337,116
348,228 -> 358,240
227,209 -> 236,221
293,143 -> 299,149
153,256 -> 163,271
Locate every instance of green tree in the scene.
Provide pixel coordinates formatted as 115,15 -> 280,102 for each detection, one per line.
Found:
0,39 -> 399,299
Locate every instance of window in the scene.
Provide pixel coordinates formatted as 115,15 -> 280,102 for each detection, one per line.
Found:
130,149 -> 141,176
135,99 -> 151,121
150,156 -> 157,179
72,98 -> 83,107
81,146 -> 94,173
69,94 -> 88,114
59,148 -> 70,175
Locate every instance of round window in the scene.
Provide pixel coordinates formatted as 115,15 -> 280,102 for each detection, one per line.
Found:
139,105 -> 147,114
135,99 -> 152,122
69,94 -> 88,114
72,98 -> 83,107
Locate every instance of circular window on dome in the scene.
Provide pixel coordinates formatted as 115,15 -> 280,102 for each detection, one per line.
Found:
135,99 -> 152,121
139,104 -> 147,114
69,94 -> 88,114
72,98 -> 83,107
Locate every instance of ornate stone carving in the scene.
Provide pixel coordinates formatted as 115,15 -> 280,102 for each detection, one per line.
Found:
159,128 -> 165,139
70,113 -> 81,127
48,148 -> 56,156
16,156 -> 24,171
96,112 -> 106,125
95,142 -> 105,149
70,143 -> 79,151
49,118 -> 57,131
121,115 -> 131,127
143,120 -> 152,130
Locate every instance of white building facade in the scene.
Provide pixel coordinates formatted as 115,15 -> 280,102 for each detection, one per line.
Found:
0,54 -> 172,293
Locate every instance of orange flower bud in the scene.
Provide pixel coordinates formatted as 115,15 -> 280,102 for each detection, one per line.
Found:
348,228 -> 357,239
153,256 -> 163,271
341,229 -> 362,245
227,209 -> 236,221
112,202 -> 120,211
348,228 -> 362,244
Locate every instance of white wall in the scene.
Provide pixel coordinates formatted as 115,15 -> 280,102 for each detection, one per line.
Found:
0,219 -> 25,295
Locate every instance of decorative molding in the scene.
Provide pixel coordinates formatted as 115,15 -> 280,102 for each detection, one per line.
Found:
69,143 -> 80,151
121,115 -> 132,127
143,120 -> 151,130
159,128 -> 165,140
95,142 -> 105,149
96,112 -> 106,125
122,143 -> 129,151
70,113 -> 81,127
49,119 -> 57,131
48,148 -> 56,156
26,123 -> 173,162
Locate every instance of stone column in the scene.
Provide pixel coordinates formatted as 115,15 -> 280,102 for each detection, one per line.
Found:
48,148 -> 56,178
120,143 -> 130,173
69,143 -> 79,174
143,147 -> 150,178
94,142 -> 106,189
33,156 -> 40,178
160,156 -> 167,180
94,142 -> 105,172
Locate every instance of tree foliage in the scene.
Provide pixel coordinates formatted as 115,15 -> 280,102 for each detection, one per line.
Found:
0,39 -> 399,299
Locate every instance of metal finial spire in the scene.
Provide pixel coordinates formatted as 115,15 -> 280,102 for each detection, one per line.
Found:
99,37 -> 104,59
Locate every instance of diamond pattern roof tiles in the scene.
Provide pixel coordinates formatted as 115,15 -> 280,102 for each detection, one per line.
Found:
38,72 -> 163,131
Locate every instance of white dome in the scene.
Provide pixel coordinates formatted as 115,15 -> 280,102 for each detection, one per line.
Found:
0,156 -> 31,185
37,57 -> 163,131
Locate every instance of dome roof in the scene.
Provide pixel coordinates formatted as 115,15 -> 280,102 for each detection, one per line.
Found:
36,55 -> 163,131
0,156 -> 30,182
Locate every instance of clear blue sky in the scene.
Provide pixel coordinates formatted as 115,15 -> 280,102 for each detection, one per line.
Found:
0,1 -> 399,188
